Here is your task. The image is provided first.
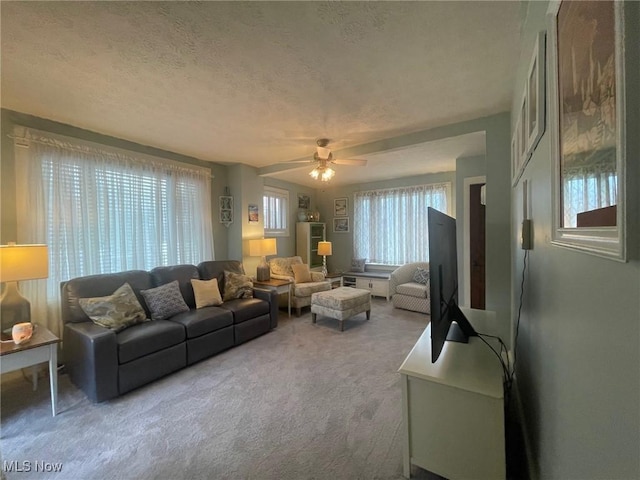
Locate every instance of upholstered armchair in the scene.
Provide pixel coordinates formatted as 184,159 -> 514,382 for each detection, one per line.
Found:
269,256 -> 331,316
390,262 -> 431,314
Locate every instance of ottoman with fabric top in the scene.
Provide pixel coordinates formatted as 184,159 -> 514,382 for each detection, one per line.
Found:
311,287 -> 371,331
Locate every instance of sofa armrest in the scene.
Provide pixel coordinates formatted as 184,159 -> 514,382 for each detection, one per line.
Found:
270,273 -> 294,283
64,321 -> 119,403
253,287 -> 279,329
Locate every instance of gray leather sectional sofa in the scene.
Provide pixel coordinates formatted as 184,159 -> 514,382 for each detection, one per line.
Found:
60,260 -> 277,402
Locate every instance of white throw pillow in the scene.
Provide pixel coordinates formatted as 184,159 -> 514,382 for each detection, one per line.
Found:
191,278 -> 223,308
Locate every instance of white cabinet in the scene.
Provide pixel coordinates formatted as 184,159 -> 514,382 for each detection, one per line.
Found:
355,277 -> 389,300
296,222 -> 325,270
398,308 -> 505,479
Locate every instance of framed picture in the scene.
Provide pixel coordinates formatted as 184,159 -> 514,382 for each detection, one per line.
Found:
334,197 -> 347,216
298,194 -> 310,210
333,217 -> 349,233
248,204 -> 259,224
219,195 -> 233,227
526,31 -> 546,156
548,0 -> 626,260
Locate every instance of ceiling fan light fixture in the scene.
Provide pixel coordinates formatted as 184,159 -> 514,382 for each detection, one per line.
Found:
309,165 -> 335,182
321,167 -> 335,182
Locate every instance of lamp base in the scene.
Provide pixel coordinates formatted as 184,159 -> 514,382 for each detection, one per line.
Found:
0,282 -> 31,332
256,260 -> 271,282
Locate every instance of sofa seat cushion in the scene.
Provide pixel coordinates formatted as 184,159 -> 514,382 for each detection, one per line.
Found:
395,282 -> 428,298
168,307 -> 233,339
294,281 -> 331,297
220,298 -> 270,324
117,320 -> 186,364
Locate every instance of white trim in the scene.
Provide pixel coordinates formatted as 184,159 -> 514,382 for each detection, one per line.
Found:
263,185 -> 290,237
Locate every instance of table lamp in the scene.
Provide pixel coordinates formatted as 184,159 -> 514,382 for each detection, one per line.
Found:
249,238 -> 277,281
317,241 -> 332,276
0,243 -> 49,332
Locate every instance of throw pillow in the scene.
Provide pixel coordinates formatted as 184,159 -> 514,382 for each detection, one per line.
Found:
291,263 -> 312,283
351,258 -> 366,273
191,278 -> 223,309
413,267 -> 430,285
140,280 -> 190,320
79,283 -> 148,332
223,271 -> 254,301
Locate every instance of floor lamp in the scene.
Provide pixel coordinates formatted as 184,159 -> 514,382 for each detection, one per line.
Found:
317,241 -> 332,276
249,238 -> 277,282
0,243 -> 49,332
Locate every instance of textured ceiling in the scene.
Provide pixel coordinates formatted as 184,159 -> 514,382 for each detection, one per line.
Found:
1,1 -> 520,187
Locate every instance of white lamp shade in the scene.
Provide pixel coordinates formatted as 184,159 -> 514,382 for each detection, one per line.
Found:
0,244 -> 49,282
317,241 -> 332,256
249,238 -> 277,257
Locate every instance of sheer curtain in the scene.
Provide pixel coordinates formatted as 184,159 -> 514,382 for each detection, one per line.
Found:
562,165 -> 617,227
14,127 -> 214,337
353,183 -> 450,265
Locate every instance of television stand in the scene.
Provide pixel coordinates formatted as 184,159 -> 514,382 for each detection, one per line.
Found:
398,308 -> 505,479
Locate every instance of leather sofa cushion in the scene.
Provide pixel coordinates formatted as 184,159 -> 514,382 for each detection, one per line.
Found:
168,307 -> 233,339
117,320 -> 185,364
149,265 -> 200,309
61,270 -> 153,323
220,298 -> 270,324
395,282 -> 428,298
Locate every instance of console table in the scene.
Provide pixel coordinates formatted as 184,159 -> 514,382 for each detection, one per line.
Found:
1,325 -> 60,416
398,308 -> 505,479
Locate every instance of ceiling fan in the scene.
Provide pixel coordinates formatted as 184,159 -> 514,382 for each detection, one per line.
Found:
294,138 -> 367,182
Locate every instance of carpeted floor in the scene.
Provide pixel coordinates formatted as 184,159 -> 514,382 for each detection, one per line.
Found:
1,299 -> 442,480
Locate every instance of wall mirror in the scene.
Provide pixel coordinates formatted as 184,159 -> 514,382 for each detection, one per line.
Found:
548,0 -> 626,260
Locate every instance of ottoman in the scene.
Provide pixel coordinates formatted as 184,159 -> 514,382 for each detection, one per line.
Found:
311,287 -> 371,331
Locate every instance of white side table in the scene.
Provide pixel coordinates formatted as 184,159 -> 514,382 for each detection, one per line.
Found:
253,278 -> 293,317
1,325 -> 60,416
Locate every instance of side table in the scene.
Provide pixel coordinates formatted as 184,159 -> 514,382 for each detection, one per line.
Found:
253,278 -> 293,317
324,273 -> 343,289
1,324 -> 60,416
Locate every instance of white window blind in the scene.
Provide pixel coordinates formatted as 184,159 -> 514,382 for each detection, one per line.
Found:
353,183 -> 451,265
14,127 -> 214,336
263,186 -> 289,236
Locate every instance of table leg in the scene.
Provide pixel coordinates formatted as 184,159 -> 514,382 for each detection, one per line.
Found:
31,365 -> 38,391
49,344 -> 57,416
287,284 -> 292,317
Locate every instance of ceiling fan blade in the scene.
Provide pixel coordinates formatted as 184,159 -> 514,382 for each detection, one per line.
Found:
333,158 -> 367,166
284,158 -> 314,164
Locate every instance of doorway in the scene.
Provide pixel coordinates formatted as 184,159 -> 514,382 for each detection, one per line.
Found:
469,183 -> 486,309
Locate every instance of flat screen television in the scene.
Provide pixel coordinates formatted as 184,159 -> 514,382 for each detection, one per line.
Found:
427,207 -> 477,363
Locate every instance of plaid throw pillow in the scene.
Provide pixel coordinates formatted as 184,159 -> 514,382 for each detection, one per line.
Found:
413,267 -> 430,285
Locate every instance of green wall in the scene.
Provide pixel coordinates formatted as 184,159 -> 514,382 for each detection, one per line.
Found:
512,2 -> 640,478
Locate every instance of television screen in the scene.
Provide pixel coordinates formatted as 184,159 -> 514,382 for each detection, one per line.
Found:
427,207 -> 477,363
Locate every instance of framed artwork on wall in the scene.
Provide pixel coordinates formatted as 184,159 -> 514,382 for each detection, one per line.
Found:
526,31 -> 546,156
334,197 -> 347,216
219,195 -> 233,227
298,194 -> 310,210
333,217 -> 350,233
548,0 -> 626,260
248,204 -> 259,224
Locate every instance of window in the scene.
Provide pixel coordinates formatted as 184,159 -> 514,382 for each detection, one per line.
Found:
263,186 -> 289,236
14,127 -> 213,336
353,183 -> 451,265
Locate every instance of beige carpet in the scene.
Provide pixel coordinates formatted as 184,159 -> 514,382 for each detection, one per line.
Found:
1,299 -> 441,480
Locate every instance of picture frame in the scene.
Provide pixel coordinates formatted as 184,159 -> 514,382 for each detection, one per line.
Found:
219,195 -> 233,227
333,217 -> 350,233
334,197 -> 347,216
526,31 -> 546,157
298,194 -> 310,210
248,204 -> 259,224
548,0 -> 626,260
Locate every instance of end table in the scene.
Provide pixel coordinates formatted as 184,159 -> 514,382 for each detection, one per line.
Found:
1,324 -> 60,416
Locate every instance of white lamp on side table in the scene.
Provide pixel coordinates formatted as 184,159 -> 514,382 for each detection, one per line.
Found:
249,238 -> 277,282
317,241 -> 332,276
